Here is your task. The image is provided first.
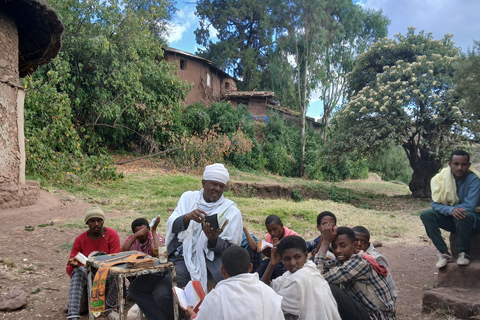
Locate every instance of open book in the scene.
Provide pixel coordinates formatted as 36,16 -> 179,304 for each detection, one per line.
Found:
73,251 -> 101,265
257,241 -> 273,252
172,280 -> 206,312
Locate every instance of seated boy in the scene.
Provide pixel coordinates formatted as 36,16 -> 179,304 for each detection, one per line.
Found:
186,245 -> 285,320
241,226 -> 263,271
122,217 -> 165,256
353,226 -> 397,300
256,215 -> 299,279
315,225 -> 395,320
306,211 -> 336,260
262,236 -> 341,320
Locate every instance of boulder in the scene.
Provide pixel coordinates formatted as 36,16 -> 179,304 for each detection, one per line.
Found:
0,287 -> 27,311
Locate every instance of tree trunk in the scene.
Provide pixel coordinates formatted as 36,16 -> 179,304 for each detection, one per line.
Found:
408,156 -> 443,198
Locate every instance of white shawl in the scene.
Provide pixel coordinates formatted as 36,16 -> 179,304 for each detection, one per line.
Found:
271,261 -> 341,320
166,190 -> 243,290
195,273 -> 285,320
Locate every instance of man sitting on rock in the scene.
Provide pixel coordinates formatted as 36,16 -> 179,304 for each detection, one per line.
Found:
421,150 -> 480,268
66,206 -> 121,320
128,163 -> 243,320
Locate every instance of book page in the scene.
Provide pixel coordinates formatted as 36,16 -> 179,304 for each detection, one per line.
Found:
258,241 -> 273,252
184,281 -> 201,308
75,252 -> 87,265
173,286 -> 188,310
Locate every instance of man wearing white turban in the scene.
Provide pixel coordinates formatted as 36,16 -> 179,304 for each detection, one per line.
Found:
128,163 -> 243,320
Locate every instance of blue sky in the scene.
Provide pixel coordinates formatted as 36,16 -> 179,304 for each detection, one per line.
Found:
166,0 -> 480,118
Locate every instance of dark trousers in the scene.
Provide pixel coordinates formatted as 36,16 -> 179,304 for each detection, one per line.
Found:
329,283 -> 370,320
128,257 -> 189,320
420,209 -> 480,254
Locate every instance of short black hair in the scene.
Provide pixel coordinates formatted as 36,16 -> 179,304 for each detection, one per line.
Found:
277,236 -> 307,255
352,226 -> 370,241
222,245 -> 251,277
265,215 -> 282,226
336,227 -> 356,243
317,211 -> 337,225
450,150 -> 470,162
131,218 -> 149,233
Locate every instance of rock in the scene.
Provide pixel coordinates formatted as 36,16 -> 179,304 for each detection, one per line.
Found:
372,240 -> 383,248
0,287 -> 28,311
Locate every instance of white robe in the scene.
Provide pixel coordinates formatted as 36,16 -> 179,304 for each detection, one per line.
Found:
271,260 -> 341,320
195,273 -> 285,320
166,190 -> 243,290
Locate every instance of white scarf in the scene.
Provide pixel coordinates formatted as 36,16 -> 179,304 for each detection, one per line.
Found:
166,189 -> 243,290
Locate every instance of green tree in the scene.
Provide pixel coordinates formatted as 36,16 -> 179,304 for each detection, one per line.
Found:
47,0 -> 190,153
195,0 -> 273,91
315,5 -> 389,141
330,28 -> 463,198
455,40 -> 480,135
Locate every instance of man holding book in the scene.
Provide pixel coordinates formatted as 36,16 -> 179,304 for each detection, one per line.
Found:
128,163 -> 243,320
66,206 -> 121,320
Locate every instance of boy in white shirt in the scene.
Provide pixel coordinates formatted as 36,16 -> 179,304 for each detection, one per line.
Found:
187,246 -> 285,320
262,236 -> 341,320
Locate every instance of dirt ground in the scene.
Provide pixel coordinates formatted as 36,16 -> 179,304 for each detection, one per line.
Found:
0,187 -> 445,320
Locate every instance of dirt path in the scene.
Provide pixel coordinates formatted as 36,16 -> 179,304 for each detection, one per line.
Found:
0,189 -> 442,319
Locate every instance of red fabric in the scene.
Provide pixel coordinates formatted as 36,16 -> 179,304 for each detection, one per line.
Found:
265,226 -> 299,243
66,227 -> 121,276
361,253 -> 388,277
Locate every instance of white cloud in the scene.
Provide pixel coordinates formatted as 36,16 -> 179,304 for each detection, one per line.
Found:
166,7 -> 197,45
358,0 -> 480,52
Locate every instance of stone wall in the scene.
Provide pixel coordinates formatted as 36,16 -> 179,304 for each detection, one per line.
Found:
0,180 -> 40,210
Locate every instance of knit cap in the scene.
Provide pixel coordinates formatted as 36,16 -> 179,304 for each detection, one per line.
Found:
84,206 -> 105,224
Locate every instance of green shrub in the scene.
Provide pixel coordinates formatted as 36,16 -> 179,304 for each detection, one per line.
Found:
181,103 -> 211,135
208,102 -> 239,135
368,144 -> 412,184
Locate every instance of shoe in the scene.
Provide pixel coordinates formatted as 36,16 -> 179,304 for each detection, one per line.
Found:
457,252 -> 470,266
436,253 -> 453,268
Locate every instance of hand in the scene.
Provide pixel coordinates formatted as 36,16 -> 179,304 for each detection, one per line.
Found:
151,217 -> 160,231
321,222 -> 337,244
185,209 -> 207,224
186,306 -> 197,319
134,225 -> 149,239
69,258 -> 80,267
203,222 -> 219,244
452,208 -> 466,220
270,246 -> 281,265
272,237 -> 280,247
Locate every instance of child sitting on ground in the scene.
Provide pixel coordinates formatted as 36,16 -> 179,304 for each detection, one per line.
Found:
353,225 -> 398,300
315,225 -> 396,320
306,211 -> 337,260
241,226 -> 263,272
122,217 -> 165,256
256,215 -> 299,279
262,236 -> 341,320
186,245 -> 285,320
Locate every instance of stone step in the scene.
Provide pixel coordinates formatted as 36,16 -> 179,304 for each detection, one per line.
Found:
438,261 -> 480,288
449,233 -> 480,260
422,287 -> 480,319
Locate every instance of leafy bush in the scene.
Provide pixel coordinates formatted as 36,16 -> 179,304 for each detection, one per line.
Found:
208,102 -> 239,135
368,144 -> 412,184
23,68 -> 121,184
181,103 -> 211,135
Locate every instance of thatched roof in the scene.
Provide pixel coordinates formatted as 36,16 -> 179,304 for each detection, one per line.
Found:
0,0 -> 64,77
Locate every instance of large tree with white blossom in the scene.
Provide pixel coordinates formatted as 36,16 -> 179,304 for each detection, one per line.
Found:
329,28 -> 465,198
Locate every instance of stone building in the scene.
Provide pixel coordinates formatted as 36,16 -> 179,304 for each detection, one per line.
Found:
0,0 -> 63,209
163,47 -> 238,107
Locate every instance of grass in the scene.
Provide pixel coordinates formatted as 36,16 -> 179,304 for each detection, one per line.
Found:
48,169 -> 430,243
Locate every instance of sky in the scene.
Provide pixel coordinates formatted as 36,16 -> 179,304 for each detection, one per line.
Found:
166,0 -> 480,118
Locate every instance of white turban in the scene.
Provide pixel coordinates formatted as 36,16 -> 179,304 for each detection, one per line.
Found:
203,163 -> 229,184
